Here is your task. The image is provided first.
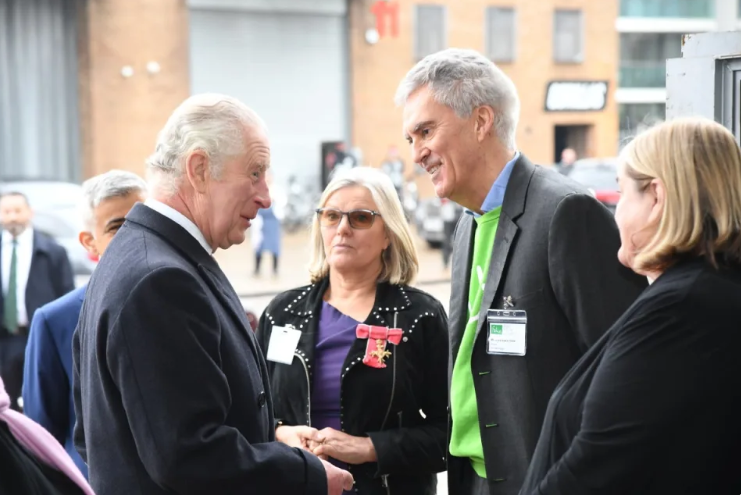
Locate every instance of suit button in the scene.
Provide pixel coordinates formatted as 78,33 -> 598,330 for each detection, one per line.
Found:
257,391 -> 266,407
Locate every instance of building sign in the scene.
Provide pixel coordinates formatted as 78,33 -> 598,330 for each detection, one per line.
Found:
545,81 -> 608,112
370,1 -> 399,38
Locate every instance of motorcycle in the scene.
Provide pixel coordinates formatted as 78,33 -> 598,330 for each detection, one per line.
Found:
282,175 -> 318,234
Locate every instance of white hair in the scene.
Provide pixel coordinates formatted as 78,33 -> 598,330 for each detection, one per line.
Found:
145,93 -> 267,195
80,170 -> 147,230
308,166 -> 419,285
394,48 -> 520,150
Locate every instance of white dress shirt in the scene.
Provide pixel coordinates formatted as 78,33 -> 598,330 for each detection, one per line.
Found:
2,227 -> 35,326
144,199 -> 213,254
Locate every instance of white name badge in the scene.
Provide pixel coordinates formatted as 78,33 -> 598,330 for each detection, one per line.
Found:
486,310 -> 527,356
266,326 -> 302,365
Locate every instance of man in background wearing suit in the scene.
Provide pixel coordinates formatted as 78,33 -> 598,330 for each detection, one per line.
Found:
73,94 -> 353,495
0,192 -> 74,411
396,48 -> 647,495
23,170 -> 147,477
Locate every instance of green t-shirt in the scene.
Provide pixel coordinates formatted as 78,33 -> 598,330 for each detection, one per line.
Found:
449,206 -> 501,478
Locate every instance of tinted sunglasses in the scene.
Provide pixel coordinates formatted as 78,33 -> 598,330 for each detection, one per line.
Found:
315,208 -> 382,230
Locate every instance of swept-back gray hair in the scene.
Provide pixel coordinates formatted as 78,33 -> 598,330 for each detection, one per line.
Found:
395,48 -> 520,149
80,170 -> 147,230
145,93 -> 267,194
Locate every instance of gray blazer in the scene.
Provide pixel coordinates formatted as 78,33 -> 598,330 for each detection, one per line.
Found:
446,155 -> 647,495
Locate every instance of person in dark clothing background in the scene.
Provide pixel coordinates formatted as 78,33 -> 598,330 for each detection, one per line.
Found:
553,148 -> 576,176
520,117 -> 741,495
0,192 -> 74,411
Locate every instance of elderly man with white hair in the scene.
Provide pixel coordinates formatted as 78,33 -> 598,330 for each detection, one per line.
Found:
396,49 -> 647,495
72,94 -> 353,495
23,169 -> 147,479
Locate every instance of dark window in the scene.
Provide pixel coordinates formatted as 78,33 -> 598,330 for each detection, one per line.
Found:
414,5 -> 447,60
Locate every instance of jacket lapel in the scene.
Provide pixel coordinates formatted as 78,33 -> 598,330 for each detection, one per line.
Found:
125,203 -> 263,364
474,155 -> 536,341
449,214 -> 474,357
27,231 -> 50,301
198,264 -> 262,356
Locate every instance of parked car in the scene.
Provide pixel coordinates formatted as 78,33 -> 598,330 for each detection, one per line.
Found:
567,158 -> 620,213
415,196 -> 445,248
0,179 -> 97,276
402,179 -> 419,222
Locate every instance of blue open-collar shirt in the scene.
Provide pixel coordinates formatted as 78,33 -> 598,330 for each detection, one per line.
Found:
465,151 -> 521,217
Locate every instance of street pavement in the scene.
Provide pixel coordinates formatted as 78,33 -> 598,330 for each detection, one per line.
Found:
216,227 -> 452,494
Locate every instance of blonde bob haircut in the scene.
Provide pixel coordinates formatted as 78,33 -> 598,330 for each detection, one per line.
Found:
620,117 -> 741,272
308,166 -> 420,285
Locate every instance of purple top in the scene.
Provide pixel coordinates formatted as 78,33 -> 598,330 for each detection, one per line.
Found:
311,301 -> 359,432
312,301 -> 359,484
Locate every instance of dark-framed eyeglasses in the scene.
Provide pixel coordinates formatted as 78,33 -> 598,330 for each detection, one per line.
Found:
315,208 -> 382,230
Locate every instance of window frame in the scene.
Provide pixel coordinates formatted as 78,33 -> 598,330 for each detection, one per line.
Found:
553,8 -> 585,64
413,4 -> 448,61
484,6 -> 517,63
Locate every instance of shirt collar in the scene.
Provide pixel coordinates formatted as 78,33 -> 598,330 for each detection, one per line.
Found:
144,199 -> 213,254
2,226 -> 33,246
466,151 -> 520,218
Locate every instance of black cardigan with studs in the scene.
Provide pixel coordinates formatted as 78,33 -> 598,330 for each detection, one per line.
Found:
256,277 -> 449,495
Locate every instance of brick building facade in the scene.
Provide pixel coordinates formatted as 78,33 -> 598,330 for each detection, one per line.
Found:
2,0 -> 618,185
349,0 -> 619,180
77,0 -> 190,179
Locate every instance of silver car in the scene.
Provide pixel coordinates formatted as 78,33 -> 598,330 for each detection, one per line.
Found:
0,180 -> 97,276
415,197 -> 445,248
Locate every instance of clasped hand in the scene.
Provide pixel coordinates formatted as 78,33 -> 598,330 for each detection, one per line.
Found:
276,425 -> 376,465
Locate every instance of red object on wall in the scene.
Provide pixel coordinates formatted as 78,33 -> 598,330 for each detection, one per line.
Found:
371,1 -> 399,38
594,190 -> 620,206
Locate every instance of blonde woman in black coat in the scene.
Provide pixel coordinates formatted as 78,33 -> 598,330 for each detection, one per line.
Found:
521,117 -> 741,495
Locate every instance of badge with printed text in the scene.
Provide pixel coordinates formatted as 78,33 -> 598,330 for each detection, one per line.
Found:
486,309 -> 527,356
266,325 -> 302,365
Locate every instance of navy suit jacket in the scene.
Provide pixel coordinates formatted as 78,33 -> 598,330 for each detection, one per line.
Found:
0,230 -> 75,330
73,204 -> 326,495
23,285 -> 87,478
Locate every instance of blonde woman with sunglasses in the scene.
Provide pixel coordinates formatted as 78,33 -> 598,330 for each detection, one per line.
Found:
256,166 -> 449,495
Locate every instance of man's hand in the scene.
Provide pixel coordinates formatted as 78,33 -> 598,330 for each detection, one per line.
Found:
321,459 -> 354,495
311,427 -> 377,465
275,425 -> 317,450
